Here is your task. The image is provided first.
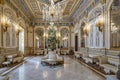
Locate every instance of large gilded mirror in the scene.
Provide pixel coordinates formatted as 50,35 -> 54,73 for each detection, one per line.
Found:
35,28 -> 44,49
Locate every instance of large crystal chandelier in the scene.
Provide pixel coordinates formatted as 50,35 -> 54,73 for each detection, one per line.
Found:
42,0 -> 63,22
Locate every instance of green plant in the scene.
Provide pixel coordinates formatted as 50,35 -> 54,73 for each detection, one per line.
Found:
47,25 -> 59,49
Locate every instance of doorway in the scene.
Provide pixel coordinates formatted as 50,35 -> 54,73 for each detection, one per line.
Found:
75,34 -> 78,51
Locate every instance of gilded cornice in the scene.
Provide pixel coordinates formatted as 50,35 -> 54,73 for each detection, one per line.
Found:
10,0 -> 32,22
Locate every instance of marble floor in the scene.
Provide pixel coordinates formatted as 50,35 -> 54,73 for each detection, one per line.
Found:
6,56 -> 105,80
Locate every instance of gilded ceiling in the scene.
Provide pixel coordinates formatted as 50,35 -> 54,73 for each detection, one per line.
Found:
13,0 -> 84,20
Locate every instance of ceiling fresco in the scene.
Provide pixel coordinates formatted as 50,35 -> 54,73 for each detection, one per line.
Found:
13,0 -> 84,21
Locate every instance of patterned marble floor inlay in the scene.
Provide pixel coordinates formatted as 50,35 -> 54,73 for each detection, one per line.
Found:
7,56 -> 105,80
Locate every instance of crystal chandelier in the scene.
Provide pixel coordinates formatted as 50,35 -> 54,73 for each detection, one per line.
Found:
42,0 -> 63,22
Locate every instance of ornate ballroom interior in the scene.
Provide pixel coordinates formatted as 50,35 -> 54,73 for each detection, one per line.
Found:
0,0 -> 120,80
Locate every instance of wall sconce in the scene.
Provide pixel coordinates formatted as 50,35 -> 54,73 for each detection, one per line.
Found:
96,16 -> 104,32
83,24 -> 89,36
43,33 -> 48,38
1,16 -> 10,32
36,36 -> 39,40
56,33 -> 61,39
15,24 -> 21,36
16,27 -> 21,36
16,28 -> 21,36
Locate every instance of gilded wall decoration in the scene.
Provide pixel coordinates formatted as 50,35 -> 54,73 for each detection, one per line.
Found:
88,4 -> 104,48
4,6 -> 17,48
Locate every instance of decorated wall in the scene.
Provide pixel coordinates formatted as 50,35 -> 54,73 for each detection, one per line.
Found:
0,3 -> 29,55
72,0 -> 114,50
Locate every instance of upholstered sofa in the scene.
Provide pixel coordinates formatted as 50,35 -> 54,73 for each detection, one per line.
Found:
98,56 -> 118,73
74,51 -> 83,58
6,53 -> 23,63
34,50 -> 44,55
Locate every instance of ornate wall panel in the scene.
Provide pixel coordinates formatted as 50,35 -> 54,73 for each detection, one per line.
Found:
4,5 -> 17,48
88,4 -> 104,48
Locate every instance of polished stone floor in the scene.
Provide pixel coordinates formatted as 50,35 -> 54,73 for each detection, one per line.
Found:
7,56 -> 105,80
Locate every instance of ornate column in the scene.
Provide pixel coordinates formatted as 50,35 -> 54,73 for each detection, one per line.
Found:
104,0 -> 113,49
33,26 -> 35,54
0,1 -> 5,54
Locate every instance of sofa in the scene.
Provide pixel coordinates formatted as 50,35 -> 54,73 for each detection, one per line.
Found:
34,50 -> 44,55
6,53 -> 23,63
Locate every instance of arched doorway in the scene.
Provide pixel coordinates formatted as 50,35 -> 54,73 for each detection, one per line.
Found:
35,28 -> 44,49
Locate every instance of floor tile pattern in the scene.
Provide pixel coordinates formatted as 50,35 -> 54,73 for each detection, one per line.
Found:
7,56 -> 105,80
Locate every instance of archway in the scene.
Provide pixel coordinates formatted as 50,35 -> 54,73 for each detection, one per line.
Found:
35,28 -> 44,49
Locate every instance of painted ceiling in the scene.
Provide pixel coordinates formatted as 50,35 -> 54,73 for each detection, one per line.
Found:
13,0 -> 84,21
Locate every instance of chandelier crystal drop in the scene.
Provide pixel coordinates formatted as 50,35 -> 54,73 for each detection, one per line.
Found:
42,0 -> 63,22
